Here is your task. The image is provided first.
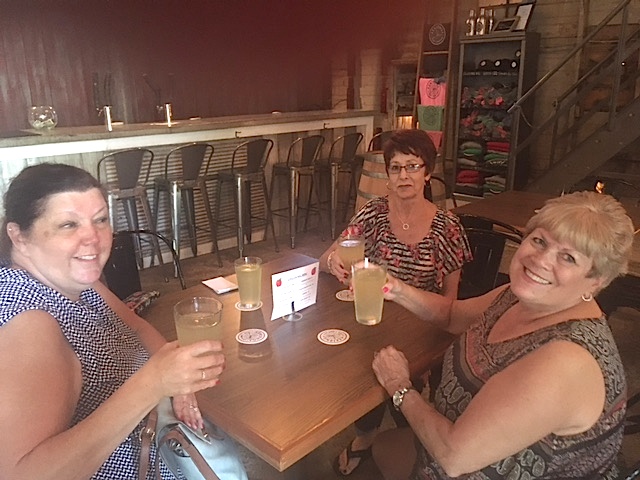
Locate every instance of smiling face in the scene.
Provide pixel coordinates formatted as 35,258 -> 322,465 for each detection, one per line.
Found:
8,188 -> 113,300
387,152 -> 431,200
509,227 -> 603,312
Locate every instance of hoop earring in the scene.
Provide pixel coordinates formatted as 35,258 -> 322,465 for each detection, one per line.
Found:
581,293 -> 593,302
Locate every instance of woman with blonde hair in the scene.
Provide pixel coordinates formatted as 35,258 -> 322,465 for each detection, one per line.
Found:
372,191 -> 634,479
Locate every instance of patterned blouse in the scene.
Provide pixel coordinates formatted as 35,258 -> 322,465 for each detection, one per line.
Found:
346,196 -> 472,292
414,288 -> 626,479
0,267 -> 178,480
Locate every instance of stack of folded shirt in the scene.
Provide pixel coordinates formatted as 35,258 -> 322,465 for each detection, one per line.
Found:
456,169 -> 484,191
483,142 -> 510,169
483,175 -> 506,197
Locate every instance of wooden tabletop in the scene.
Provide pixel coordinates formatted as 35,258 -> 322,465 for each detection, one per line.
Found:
452,190 -> 640,276
143,253 -> 452,471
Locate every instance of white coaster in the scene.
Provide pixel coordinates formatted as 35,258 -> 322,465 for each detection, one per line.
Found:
235,301 -> 263,312
236,329 -> 268,345
335,290 -> 354,302
317,329 -> 350,346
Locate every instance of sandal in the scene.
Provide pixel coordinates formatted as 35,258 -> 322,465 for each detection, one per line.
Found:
332,442 -> 372,476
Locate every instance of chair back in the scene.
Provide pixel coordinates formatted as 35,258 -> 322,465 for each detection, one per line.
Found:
458,213 -> 523,239
286,135 -> 325,167
97,148 -> 154,190
367,130 -> 394,151
102,229 -> 186,299
231,138 -> 274,173
425,175 -> 457,209
327,132 -> 364,164
164,143 -> 214,181
458,227 -> 522,299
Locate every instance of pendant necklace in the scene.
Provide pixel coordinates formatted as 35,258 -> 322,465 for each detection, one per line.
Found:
394,204 -> 411,231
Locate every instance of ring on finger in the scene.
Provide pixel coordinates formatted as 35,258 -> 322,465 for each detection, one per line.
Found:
201,369 -> 206,381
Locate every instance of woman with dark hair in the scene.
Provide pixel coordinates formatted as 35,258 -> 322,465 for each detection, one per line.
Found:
0,163 -> 242,479
372,191 -> 633,479
319,130 -> 472,475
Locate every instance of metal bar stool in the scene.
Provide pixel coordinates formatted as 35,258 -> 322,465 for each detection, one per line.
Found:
215,138 -> 279,258
97,148 -> 164,268
313,132 -> 364,239
269,135 -> 325,248
153,142 -> 222,268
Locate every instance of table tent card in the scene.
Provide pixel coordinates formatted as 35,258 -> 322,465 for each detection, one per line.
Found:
270,262 -> 319,320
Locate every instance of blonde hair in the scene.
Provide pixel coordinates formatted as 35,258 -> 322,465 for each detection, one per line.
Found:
524,191 -> 634,290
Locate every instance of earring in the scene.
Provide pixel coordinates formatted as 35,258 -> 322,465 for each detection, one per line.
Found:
386,182 -> 391,190
581,293 -> 594,302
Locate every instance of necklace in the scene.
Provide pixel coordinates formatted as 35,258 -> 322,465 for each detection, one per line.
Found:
394,205 -> 411,230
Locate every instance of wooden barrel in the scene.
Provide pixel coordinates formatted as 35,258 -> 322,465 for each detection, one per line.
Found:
356,151 -> 388,211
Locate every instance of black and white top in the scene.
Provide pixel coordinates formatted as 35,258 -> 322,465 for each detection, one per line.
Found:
0,266 -> 178,479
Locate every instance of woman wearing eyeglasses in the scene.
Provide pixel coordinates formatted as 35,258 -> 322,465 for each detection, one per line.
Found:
320,129 -> 472,476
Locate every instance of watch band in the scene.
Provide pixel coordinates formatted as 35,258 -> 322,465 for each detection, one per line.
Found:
393,386 -> 416,411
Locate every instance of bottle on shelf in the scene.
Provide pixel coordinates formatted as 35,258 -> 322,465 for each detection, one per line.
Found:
465,9 -> 476,37
475,8 -> 487,36
486,9 -> 495,34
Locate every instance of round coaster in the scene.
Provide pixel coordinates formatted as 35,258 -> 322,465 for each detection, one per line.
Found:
235,301 -> 263,312
236,329 -> 268,345
335,290 -> 354,302
317,329 -> 350,346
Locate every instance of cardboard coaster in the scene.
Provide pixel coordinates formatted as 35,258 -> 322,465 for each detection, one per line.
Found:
335,290 -> 354,302
236,329 -> 268,345
317,329 -> 350,346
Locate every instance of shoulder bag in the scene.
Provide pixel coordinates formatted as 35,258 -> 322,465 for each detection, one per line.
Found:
139,397 -> 248,480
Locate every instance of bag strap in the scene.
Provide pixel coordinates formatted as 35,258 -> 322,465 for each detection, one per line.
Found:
157,429 -> 222,480
138,408 -> 158,480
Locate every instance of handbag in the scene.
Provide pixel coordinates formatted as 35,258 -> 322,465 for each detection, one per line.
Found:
140,397 -> 248,480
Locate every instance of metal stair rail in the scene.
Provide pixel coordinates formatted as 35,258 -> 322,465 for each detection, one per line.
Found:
506,0 -> 640,194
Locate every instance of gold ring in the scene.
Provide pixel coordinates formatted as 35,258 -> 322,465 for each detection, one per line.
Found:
201,369 -> 206,381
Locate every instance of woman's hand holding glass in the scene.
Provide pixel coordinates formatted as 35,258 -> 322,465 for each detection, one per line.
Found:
327,250 -> 350,285
145,340 -> 225,400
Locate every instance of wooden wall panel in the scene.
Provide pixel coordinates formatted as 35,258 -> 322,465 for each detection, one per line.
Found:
0,1 -> 422,133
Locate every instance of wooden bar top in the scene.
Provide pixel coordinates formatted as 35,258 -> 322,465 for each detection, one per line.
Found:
143,253 -> 452,471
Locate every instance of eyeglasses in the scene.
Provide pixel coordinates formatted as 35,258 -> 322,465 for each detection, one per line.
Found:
388,163 -> 425,175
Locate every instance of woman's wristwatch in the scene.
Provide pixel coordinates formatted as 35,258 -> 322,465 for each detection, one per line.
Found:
392,386 -> 416,411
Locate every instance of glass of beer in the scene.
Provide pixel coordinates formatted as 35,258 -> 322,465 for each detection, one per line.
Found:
174,296 -> 223,346
352,258 -> 387,325
335,232 -> 365,301
234,256 -> 263,311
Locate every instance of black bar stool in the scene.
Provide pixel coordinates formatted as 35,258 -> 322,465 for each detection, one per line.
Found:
215,138 -> 279,258
313,132 -> 363,239
97,148 -> 164,268
269,135 -> 325,248
153,142 -> 222,268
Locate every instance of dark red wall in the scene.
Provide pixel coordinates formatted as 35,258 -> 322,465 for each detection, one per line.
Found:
0,0 -> 423,130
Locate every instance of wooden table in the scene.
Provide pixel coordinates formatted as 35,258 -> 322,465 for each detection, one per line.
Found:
452,190 -> 640,277
143,253 -> 452,471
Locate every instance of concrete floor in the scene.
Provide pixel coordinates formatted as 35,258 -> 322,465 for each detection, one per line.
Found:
139,227 -> 640,479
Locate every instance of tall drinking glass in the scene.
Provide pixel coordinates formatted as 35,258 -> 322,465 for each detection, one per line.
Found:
335,233 -> 365,301
234,257 -> 263,311
174,296 -> 223,346
352,259 -> 387,325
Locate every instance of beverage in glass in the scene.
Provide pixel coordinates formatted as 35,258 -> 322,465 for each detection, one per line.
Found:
337,234 -> 365,271
335,233 -> 364,301
234,256 -> 263,311
352,259 -> 387,325
174,296 -> 223,346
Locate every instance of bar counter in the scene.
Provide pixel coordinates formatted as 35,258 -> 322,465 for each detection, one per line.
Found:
0,109 -> 375,161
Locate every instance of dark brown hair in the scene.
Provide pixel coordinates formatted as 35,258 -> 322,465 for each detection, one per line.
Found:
382,129 -> 437,174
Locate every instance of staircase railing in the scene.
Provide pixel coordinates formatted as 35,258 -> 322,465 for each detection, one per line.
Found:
507,0 -> 639,185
